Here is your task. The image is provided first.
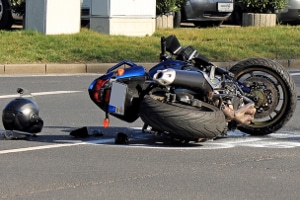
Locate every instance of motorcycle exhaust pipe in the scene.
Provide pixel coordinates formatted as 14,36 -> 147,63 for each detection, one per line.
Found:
153,68 -> 213,92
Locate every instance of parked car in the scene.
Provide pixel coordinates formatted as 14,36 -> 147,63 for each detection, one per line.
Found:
174,0 -> 234,27
0,0 -> 14,29
277,0 -> 300,24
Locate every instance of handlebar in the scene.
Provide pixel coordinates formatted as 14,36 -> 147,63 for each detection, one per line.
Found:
160,37 -> 168,61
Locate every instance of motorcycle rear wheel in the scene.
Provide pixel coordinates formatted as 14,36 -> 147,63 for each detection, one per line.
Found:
229,58 -> 297,135
139,95 -> 227,141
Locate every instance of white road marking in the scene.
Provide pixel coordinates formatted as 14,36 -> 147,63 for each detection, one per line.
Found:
0,143 -> 83,155
0,91 -> 82,99
290,72 -> 300,76
0,138 -> 119,155
0,131 -> 300,155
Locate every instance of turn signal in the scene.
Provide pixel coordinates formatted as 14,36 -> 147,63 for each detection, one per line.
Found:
103,118 -> 110,128
117,68 -> 125,76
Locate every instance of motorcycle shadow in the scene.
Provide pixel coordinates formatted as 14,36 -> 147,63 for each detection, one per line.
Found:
6,126 -> 300,148
69,126 -> 208,148
1,126 -> 82,142
18,126 -> 206,148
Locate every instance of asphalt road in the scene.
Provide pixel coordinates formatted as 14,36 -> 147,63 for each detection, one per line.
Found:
0,72 -> 299,200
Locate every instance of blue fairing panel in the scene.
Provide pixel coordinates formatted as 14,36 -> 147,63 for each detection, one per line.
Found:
117,66 -> 146,79
148,60 -> 188,77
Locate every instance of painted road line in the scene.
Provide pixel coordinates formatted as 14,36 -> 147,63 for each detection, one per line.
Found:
290,72 -> 300,76
0,135 -> 299,154
0,143 -> 83,155
0,130 -> 300,155
0,91 -> 83,99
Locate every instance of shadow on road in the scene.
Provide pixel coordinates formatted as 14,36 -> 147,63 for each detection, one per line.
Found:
3,125 -> 300,150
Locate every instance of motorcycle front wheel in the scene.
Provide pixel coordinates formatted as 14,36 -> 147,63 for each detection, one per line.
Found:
139,95 -> 227,141
229,58 -> 297,135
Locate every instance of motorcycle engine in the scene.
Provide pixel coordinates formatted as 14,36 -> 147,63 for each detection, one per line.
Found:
219,81 -> 244,110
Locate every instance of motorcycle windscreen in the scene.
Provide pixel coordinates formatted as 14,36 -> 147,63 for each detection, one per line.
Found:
165,35 -> 182,55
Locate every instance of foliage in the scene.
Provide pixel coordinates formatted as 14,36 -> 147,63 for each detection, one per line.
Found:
9,0 -> 26,16
236,0 -> 286,13
156,0 -> 187,15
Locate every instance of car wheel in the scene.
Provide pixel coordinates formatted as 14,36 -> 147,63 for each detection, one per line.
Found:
173,10 -> 181,28
0,0 -> 13,29
194,21 -> 223,27
231,7 -> 242,25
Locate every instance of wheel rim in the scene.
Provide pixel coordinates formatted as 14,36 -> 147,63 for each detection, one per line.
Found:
235,67 -> 289,128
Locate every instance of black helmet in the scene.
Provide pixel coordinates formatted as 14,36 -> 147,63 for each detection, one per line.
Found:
2,98 -> 43,134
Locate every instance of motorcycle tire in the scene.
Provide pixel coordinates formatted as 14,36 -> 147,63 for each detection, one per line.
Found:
229,58 -> 297,135
139,95 -> 227,141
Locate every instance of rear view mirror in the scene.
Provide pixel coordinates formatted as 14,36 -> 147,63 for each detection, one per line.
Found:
165,35 -> 182,55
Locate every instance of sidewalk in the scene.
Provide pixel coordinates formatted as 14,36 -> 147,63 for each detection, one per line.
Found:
1,59 -> 300,74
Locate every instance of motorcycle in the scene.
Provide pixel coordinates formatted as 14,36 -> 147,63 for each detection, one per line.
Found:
88,35 -> 297,142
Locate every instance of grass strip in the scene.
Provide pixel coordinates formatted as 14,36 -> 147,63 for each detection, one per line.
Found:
0,25 -> 299,64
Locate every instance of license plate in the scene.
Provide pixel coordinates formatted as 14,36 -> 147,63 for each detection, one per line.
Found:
108,82 -> 127,115
217,3 -> 233,12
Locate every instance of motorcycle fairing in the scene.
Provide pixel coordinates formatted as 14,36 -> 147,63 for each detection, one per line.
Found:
148,59 -> 199,78
88,61 -> 147,122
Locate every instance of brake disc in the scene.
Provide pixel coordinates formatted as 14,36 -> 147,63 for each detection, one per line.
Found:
244,76 -> 279,118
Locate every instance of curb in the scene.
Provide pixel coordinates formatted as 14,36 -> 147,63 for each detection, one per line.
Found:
1,59 -> 299,75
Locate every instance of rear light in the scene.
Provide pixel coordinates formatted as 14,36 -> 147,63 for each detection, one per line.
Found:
104,89 -> 111,103
94,79 -> 108,90
91,79 -> 108,102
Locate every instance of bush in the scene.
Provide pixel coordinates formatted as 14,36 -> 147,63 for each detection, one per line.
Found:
156,0 -> 187,15
9,0 -> 25,16
236,0 -> 286,13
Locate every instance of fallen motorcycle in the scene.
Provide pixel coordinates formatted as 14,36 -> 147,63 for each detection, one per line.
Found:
88,35 -> 297,142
